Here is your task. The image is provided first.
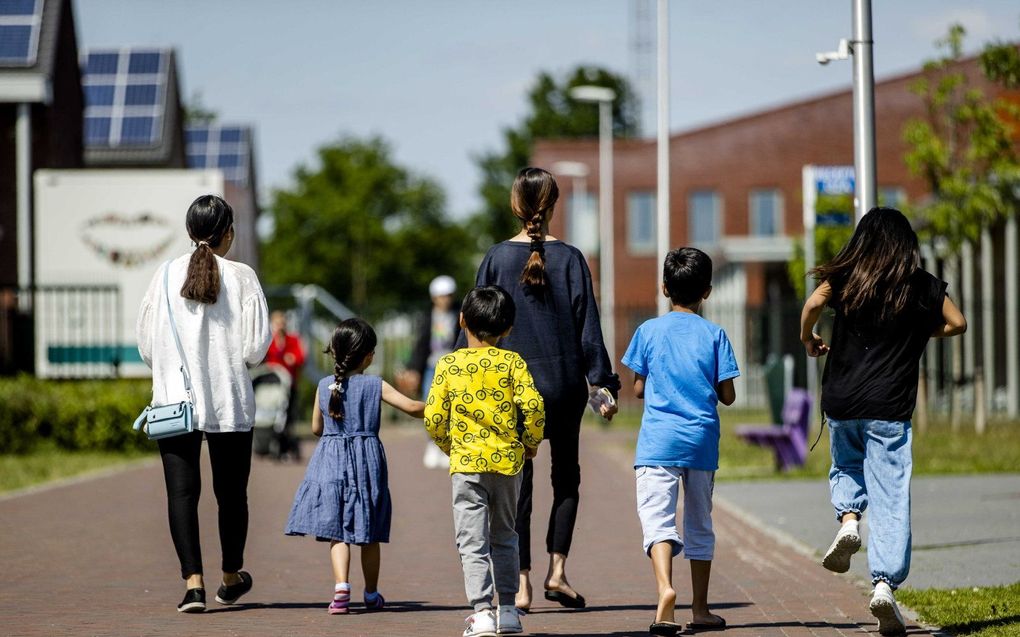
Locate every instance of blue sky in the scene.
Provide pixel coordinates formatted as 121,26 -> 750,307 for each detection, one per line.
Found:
74,1 -> 1020,221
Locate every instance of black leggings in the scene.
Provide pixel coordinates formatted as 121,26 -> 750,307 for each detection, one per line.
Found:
157,429 -> 253,580
515,401 -> 585,572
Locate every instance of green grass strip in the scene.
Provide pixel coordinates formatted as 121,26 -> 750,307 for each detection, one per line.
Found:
0,441 -> 153,494
897,583 -> 1020,637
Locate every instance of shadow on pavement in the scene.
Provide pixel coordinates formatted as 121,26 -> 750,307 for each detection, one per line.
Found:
524,601 -> 752,614
204,599 -> 471,613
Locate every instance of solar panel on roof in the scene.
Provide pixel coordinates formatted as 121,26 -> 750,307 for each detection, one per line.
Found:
0,0 -> 41,66
84,116 -> 111,144
0,0 -> 38,15
84,84 -> 115,106
82,48 -> 168,147
186,124 -> 252,186
84,52 -> 118,75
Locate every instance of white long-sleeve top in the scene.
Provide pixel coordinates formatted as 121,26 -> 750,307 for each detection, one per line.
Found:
136,254 -> 272,432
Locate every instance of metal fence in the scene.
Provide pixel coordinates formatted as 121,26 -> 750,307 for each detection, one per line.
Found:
1,286 -> 123,378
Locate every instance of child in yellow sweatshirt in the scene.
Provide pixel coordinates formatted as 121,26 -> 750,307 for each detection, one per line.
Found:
425,285 -> 544,637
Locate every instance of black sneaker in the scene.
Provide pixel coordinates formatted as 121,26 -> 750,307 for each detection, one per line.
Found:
215,571 -> 253,605
177,588 -> 206,613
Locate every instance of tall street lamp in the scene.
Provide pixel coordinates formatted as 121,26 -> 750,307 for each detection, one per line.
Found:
570,85 -> 617,364
816,0 -> 877,222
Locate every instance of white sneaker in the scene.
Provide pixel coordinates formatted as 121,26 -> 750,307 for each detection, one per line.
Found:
870,582 -> 906,636
496,605 -> 523,634
463,609 -> 498,637
822,520 -> 861,573
424,444 -> 448,469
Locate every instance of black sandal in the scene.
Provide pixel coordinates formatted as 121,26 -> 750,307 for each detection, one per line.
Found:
544,589 -> 586,609
649,621 -> 683,635
686,617 -> 727,631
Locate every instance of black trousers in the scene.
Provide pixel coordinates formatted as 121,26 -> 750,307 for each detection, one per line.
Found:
515,400 -> 585,572
157,429 -> 253,580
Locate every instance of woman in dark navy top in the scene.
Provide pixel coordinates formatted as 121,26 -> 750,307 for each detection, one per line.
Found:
462,167 -> 621,611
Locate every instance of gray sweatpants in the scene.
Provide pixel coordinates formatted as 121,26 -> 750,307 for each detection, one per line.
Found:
452,471 -> 522,611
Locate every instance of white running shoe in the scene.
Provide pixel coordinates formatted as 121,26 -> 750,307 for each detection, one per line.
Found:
424,443 -> 448,469
496,605 -> 523,634
463,609 -> 498,637
822,520 -> 861,573
870,582 -> 906,636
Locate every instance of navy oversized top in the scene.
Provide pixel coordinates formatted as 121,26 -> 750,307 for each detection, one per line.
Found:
460,240 -> 621,412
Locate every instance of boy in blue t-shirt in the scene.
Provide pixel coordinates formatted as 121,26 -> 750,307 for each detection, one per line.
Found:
621,247 -> 739,636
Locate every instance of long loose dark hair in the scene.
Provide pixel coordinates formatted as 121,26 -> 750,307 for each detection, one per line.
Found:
181,195 -> 234,304
511,167 -> 559,288
326,318 -> 377,421
810,207 -> 922,325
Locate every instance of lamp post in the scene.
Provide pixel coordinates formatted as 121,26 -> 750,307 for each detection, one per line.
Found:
551,161 -> 592,256
816,0 -> 877,223
656,0 -> 671,315
570,85 -> 617,363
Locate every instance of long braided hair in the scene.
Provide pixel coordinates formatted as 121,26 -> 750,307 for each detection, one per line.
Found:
511,167 -> 559,288
325,318 -> 377,421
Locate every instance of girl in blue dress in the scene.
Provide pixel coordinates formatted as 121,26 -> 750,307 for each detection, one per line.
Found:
286,318 -> 425,614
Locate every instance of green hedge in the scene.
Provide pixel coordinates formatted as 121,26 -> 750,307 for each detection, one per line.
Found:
0,375 -> 154,454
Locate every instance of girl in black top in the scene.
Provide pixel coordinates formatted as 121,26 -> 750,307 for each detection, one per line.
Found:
463,167 -> 620,611
800,208 -> 965,635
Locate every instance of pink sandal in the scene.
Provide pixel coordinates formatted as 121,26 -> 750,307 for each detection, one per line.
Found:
329,586 -> 350,615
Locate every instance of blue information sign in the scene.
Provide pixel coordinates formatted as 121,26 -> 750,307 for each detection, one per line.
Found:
814,166 -> 855,196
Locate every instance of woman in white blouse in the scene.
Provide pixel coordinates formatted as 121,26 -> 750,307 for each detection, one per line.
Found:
137,195 -> 271,613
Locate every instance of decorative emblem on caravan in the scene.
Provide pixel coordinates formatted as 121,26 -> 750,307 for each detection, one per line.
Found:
80,212 -> 175,267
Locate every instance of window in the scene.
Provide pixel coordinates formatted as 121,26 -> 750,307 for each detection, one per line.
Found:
879,186 -> 907,208
749,189 -> 783,236
627,191 -> 656,255
567,191 -> 598,255
688,190 -> 720,245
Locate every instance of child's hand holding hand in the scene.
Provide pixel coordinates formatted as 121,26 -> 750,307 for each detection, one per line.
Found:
524,445 -> 539,459
802,333 -> 830,357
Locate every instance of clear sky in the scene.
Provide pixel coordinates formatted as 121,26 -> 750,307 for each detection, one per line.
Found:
73,1 -> 1020,221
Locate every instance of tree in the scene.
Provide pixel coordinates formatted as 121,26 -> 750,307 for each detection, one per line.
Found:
261,136 -> 474,318
902,25 -> 1020,250
472,66 -> 640,245
183,91 -> 218,125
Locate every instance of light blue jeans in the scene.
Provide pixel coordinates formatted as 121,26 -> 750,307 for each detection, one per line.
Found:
827,417 -> 912,589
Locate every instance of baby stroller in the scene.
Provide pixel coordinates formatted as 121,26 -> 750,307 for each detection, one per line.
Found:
251,363 -> 299,460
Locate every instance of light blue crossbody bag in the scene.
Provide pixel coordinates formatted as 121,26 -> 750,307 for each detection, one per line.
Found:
133,263 -> 195,440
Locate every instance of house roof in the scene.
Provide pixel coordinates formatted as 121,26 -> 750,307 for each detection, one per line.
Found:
185,124 -> 256,188
0,0 -> 69,103
80,46 -> 185,166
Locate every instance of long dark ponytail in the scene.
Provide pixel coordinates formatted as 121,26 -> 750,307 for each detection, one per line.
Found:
511,167 -> 559,288
810,207 -> 922,325
181,194 -> 234,304
326,318 -> 377,421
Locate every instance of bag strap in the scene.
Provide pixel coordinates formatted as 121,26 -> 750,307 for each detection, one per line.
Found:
163,262 -> 194,402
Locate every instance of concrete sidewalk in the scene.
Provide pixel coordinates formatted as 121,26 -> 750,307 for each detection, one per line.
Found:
716,474 -> 1020,590
0,425 -> 933,637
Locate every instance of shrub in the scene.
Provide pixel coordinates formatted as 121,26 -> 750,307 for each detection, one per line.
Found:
0,376 -> 154,454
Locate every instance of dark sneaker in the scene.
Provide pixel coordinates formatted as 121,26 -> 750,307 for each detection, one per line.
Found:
215,571 -> 253,605
177,588 -> 206,613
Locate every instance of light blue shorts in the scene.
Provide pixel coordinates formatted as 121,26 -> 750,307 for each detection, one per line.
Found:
635,465 -> 715,560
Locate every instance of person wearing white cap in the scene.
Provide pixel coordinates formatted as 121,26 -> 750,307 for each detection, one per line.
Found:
401,275 -> 460,468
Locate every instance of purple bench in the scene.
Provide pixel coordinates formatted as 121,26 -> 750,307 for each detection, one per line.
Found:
735,388 -> 813,471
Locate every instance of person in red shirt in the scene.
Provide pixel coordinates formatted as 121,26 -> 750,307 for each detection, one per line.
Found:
267,310 -> 306,381
266,311 -> 306,459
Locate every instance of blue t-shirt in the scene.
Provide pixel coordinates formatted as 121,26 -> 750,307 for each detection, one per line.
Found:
621,312 -> 740,471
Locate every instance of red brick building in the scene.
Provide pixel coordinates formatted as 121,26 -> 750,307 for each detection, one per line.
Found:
532,54 -> 1016,406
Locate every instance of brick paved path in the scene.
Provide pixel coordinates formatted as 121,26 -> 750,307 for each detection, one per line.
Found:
0,425 -> 932,637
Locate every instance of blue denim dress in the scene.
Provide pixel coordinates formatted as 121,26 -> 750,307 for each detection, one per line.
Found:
285,375 -> 391,544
